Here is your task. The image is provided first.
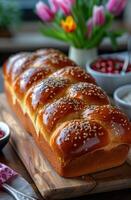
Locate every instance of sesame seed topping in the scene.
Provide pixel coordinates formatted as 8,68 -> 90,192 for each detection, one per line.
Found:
56,120 -> 107,152
31,77 -> 69,108
69,82 -> 107,100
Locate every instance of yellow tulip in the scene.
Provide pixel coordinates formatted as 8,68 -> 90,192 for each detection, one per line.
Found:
61,16 -> 77,33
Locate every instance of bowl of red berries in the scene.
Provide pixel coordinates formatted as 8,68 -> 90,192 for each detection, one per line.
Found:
0,122 -> 10,150
86,54 -> 131,95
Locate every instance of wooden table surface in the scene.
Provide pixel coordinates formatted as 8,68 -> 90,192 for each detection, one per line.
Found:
0,69 -> 131,200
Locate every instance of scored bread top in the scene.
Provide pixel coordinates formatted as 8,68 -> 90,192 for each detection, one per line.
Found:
3,48 -> 131,163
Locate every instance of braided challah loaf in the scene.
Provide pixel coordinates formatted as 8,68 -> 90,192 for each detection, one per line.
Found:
3,49 -> 131,177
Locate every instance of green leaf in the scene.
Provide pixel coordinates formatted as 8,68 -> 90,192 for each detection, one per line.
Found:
54,11 -> 64,24
85,13 -> 113,48
72,1 -> 87,47
40,23 -> 81,47
41,25 -> 67,41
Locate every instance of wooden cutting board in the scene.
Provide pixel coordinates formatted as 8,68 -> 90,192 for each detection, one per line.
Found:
0,93 -> 131,200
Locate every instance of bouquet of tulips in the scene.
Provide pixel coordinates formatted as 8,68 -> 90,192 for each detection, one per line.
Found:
36,0 -> 127,49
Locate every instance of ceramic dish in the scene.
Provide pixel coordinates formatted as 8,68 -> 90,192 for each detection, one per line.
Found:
0,121 -> 10,150
86,54 -> 131,95
114,84 -> 131,120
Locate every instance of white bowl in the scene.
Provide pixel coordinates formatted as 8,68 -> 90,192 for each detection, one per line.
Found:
114,84 -> 131,120
86,54 -> 131,95
0,121 -> 10,150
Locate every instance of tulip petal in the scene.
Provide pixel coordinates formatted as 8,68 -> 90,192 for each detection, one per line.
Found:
49,0 -> 59,13
36,1 -> 54,22
57,0 -> 74,15
86,18 -> 93,38
107,0 -> 127,16
93,5 -> 105,26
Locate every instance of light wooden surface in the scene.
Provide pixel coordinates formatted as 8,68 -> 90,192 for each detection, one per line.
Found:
0,93 -> 131,200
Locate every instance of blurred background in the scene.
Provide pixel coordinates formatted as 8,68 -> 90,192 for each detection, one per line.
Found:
0,0 -> 131,65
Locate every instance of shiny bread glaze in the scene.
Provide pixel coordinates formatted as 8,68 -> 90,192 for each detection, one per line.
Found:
37,97 -> 85,138
4,82 -> 130,177
3,53 -> 30,84
25,77 -> 70,119
3,48 -> 131,177
25,78 -> 109,122
14,66 -> 54,100
83,105 -> 131,143
3,49 -> 68,85
51,66 -> 96,84
39,52 -> 77,69
68,82 -> 109,105
51,119 -> 109,161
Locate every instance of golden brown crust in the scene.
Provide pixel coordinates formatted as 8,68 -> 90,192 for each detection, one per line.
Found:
4,82 -> 36,136
39,52 -> 77,69
3,53 -> 30,84
68,82 -> 109,105
25,77 -> 70,120
83,105 -> 131,144
63,144 -> 129,177
25,80 -> 109,123
3,49 -> 131,177
36,97 -> 85,141
4,81 -> 131,177
14,67 -> 53,100
51,66 -> 96,84
50,119 -> 109,160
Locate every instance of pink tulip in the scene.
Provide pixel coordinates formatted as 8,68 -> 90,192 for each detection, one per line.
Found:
49,0 -> 59,13
86,18 -> 93,38
36,1 -> 54,22
57,0 -> 75,15
93,5 -> 105,26
66,0 -> 75,5
107,0 -> 127,16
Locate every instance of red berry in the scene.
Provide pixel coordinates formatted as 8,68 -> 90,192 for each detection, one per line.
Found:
0,129 -> 5,139
114,70 -> 120,74
91,57 -> 131,74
